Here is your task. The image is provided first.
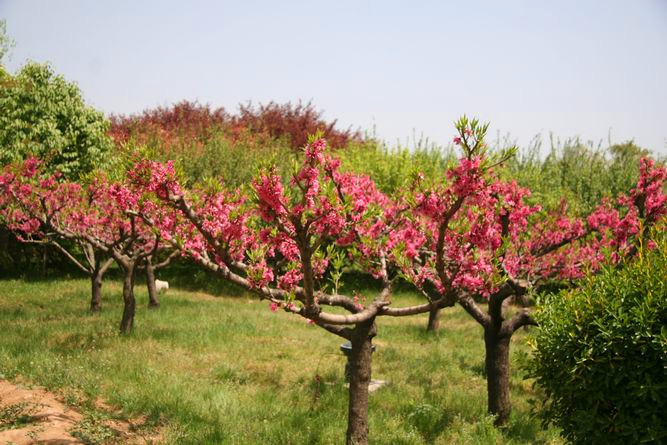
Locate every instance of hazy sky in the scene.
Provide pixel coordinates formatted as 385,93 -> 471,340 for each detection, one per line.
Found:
2,0 -> 667,153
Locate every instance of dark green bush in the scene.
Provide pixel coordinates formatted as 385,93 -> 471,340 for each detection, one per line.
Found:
529,234 -> 667,444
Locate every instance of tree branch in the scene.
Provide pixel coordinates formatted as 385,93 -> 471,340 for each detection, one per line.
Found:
318,294 -> 361,313
435,196 -> 465,285
50,240 -> 91,274
487,276 -> 531,324
154,249 -> 180,269
458,295 -> 491,327
315,321 -> 353,340
379,296 -> 455,317
531,229 -> 591,258
99,256 -> 115,274
502,309 -> 538,335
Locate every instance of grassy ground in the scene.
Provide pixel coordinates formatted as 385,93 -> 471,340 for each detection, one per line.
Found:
0,278 -> 562,444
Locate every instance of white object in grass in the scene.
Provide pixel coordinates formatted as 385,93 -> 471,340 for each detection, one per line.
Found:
155,279 -> 169,293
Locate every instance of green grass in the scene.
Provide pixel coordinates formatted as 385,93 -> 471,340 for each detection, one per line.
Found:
0,278 -> 562,444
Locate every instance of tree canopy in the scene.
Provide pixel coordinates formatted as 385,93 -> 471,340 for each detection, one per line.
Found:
0,62 -> 112,179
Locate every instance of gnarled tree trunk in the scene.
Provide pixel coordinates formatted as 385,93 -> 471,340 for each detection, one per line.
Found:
119,263 -> 136,334
484,328 -> 512,426
426,307 -> 440,332
145,261 -> 159,308
345,318 -> 375,445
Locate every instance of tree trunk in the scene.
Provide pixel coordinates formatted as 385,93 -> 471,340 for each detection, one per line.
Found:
90,268 -> 103,312
145,263 -> 159,308
484,329 -> 512,426
119,264 -> 136,334
345,319 -> 375,445
426,306 -> 440,332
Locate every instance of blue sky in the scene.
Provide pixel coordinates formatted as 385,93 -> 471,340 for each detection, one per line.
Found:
2,0 -> 667,153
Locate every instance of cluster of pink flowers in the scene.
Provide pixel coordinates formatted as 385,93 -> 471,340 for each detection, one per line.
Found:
247,259 -> 274,288
0,159 -> 82,240
128,159 -> 182,200
633,158 -> 666,222
0,158 -> 178,260
304,138 -> 327,164
244,139 -> 394,288
278,267 -> 303,290
6,134 -> 663,318
254,172 -> 288,222
447,157 -> 486,198
391,148 -> 666,299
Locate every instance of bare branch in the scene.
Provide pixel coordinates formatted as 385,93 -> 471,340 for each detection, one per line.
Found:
315,300 -> 388,325
81,242 -> 95,270
379,297 -> 454,317
99,256 -> 115,274
315,321 -> 353,340
502,309 -> 537,335
435,196 -> 465,285
154,249 -> 180,269
487,276 -> 531,323
458,295 -> 491,327
50,240 -> 91,274
318,293 -> 361,313
531,229 -> 591,258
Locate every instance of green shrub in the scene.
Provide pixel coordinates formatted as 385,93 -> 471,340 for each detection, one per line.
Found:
529,233 -> 667,444
0,63 -> 113,179
338,140 -> 454,193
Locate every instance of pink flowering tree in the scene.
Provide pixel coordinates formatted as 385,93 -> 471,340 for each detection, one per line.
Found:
130,138 -> 455,445
0,158 -> 174,332
63,176 -> 176,333
394,117 -> 667,425
0,159 -> 114,312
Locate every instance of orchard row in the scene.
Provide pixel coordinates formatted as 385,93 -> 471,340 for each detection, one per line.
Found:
1,118 -> 664,445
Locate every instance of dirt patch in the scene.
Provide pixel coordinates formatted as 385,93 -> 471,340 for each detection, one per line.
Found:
0,379 -> 161,444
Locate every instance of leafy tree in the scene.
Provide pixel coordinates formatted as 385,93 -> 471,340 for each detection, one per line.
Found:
0,62 -> 112,179
232,100 -> 361,149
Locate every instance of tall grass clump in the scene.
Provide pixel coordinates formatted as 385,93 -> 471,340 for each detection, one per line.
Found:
501,136 -> 655,214
337,139 -> 455,193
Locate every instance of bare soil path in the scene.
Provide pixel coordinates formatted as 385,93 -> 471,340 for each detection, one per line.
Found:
0,379 -> 161,444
